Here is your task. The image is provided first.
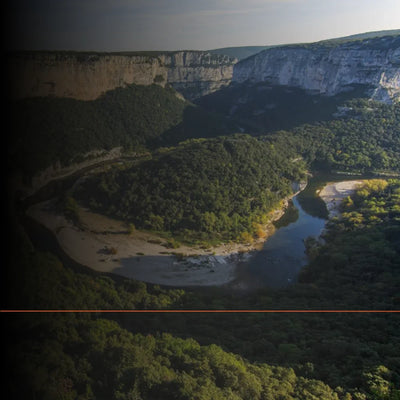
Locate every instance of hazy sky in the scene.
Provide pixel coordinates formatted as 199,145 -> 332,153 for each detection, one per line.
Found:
5,0 -> 400,51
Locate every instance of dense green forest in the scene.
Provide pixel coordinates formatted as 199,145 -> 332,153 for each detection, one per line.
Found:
75,100 -> 400,244
9,79 -> 400,184
8,83 -> 231,180
5,71 -> 400,399
6,314 -> 349,400
196,83 -> 371,133
298,179 -> 400,307
6,181 -> 400,310
149,180 -> 399,396
75,135 -> 306,244
6,311 -> 400,400
279,100 -> 400,173
4,180 -> 400,398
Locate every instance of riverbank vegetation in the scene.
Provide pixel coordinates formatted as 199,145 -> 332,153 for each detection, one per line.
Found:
4,179 -> 400,399
6,78 -> 400,399
298,179 -> 400,308
75,135 -> 307,245
5,228 -> 186,311
74,99 -> 400,246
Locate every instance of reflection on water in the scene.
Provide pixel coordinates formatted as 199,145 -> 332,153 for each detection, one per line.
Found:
296,180 -> 329,219
273,200 -> 299,229
244,196 -> 326,288
238,173 -> 364,289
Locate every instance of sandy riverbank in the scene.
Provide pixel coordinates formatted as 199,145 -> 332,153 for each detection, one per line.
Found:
318,180 -> 364,217
27,180 -> 364,287
27,200 -> 286,287
23,155 -> 306,288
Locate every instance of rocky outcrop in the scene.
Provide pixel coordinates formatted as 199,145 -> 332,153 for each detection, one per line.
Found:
161,52 -> 235,100
7,52 -> 168,101
233,35 -> 400,103
7,35 -> 400,103
7,51 -> 236,101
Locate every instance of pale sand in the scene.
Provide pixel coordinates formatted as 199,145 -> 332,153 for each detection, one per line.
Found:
27,200 -> 284,287
318,180 -> 364,217
27,180 -> 360,287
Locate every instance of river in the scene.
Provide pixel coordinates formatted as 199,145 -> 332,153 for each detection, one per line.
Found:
234,195 -> 325,290
21,166 -> 364,291
232,173 -> 364,290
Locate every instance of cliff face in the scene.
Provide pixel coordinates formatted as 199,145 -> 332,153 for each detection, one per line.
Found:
8,51 -> 236,101
161,52 -> 235,100
233,36 -> 400,103
8,53 -> 168,101
8,36 -> 400,103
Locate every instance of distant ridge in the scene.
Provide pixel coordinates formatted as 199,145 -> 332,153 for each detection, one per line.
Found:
233,33 -> 400,103
208,29 -> 400,60
208,46 -> 271,60
321,29 -> 400,43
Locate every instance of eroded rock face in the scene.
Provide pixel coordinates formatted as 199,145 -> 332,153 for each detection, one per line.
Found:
233,36 -> 400,103
7,53 -> 168,101
161,52 -> 236,100
7,51 -> 236,101
7,36 -> 400,103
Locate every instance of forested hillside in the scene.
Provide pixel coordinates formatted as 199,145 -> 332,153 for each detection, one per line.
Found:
75,100 -> 400,245
5,52 -> 400,400
5,175 -> 400,399
283,100 -> 400,173
196,83 -> 367,132
9,80 -> 400,185
7,314 -> 349,400
75,135 -> 306,244
298,179 -> 400,308
8,83 -> 231,180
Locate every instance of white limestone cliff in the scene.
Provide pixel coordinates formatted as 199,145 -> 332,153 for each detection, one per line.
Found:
7,53 -> 168,101
7,51 -> 236,101
7,36 -> 400,103
161,52 -> 235,99
233,36 -> 400,103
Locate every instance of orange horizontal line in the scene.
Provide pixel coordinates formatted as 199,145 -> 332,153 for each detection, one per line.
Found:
1,310 -> 400,313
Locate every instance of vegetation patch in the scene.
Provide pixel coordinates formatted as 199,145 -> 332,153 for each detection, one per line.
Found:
75,135 -> 307,245
8,83 -> 230,180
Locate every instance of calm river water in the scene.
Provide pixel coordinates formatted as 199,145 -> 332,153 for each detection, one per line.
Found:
238,196 -> 325,289
234,173 -> 363,289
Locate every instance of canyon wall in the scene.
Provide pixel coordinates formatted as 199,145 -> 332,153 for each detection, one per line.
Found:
7,35 -> 400,103
7,52 -> 168,101
233,35 -> 400,103
7,51 -> 236,101
161,52 -> 235,99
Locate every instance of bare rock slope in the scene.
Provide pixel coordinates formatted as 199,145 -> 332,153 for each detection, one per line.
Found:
7,34 -> 400,103
8,51 -> 236,101
233,35 -> 400,103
